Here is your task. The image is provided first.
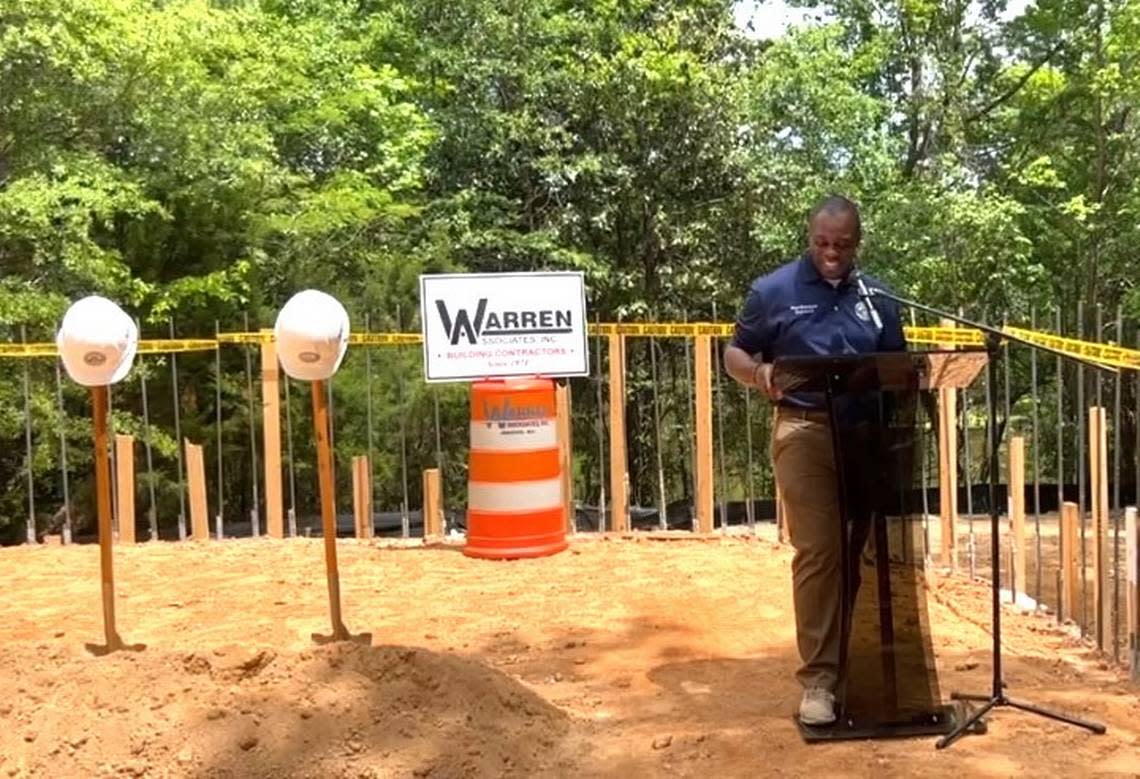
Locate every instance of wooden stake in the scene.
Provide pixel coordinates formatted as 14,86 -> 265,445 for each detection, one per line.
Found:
608,334 -> 628,532
364,456 -> 374,538
556,380 -> 574,532
185,440 -> 209,541
1062,501 -> 1079,623
423,468 -> 442,537
352,455 -> 372,539
1010,436 -> 1026,599
1125,505 -> 1137,682
938,387 -> 959,570
937,318 -> 959,571
114,434 -> 135,544
1092,406 -> 1109,651
261,340 -> 284,539
312,379 -> 351,642
352,456 -> 362,539
91,386 -> 123,651
1089,405 -> 1100,641
694,335 -> 714,534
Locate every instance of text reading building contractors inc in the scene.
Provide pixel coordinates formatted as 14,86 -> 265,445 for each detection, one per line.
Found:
420,272 -> 589,382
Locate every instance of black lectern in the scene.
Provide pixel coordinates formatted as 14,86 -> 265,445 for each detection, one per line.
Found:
772,349 -> 988,742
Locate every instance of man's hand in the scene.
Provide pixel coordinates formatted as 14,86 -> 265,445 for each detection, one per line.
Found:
723,343 -> 782,401
752,361 -> 783,401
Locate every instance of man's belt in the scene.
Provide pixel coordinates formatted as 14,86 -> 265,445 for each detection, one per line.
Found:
777,406 -> 831,423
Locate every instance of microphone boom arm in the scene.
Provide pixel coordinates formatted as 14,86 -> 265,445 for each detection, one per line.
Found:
867,286 -> 1117,374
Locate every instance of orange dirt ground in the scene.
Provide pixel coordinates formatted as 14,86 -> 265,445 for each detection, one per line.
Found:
1,527 -> 1138,778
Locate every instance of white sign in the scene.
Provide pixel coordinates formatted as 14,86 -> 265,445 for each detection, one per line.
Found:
419,271 -> 589,382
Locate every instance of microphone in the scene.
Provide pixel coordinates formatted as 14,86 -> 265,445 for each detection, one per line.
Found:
853,268 -> 883,331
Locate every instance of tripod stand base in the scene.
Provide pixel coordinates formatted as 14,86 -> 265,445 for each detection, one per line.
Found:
936,692 -> 1107,750
795,703 -> 979,743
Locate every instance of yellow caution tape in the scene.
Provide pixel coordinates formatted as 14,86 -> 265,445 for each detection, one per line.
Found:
4,323 -> 1139,370
0,339 -> 218,358
1003,327 -> 1139,370
592,322 -> 988,342
216,330 -> 428,345
216,330 -> 274,344
0,343 -> 61,358
351,332 -> 423,345
137,339 -> 218,354
900,325 -> 1135,369
590,322 -> 733,337
902,326 -> 986,347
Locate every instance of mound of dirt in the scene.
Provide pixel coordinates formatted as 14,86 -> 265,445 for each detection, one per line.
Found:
0,641 -> 577,778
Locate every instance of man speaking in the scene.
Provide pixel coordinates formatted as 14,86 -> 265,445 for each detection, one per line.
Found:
722,195 -> 906,726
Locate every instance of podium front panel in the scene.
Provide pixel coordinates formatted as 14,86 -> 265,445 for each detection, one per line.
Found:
836,386 -> 941,720
771,351 -> 958,726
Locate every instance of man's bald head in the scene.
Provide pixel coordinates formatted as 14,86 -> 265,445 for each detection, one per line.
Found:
809,195 -> 862,241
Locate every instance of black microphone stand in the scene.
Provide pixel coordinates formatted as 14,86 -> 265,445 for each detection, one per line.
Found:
865,286 -> 1109,749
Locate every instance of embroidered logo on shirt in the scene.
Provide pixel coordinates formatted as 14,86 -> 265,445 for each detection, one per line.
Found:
790,304 -> 818,316
854,301 -> 871,322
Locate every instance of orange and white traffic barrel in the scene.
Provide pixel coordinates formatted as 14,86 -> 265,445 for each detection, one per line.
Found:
464,378 -> 567,559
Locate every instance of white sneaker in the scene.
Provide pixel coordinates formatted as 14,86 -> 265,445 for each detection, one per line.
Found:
799,687 -> 836,725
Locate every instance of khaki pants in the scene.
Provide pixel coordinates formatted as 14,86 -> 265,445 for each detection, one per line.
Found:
772,408 -> 843,691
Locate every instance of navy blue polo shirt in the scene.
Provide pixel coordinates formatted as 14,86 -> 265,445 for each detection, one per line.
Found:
730,253 -> 906,409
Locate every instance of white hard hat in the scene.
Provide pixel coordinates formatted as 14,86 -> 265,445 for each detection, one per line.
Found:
274,289 -> 350,381
55,296 -> 139,387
